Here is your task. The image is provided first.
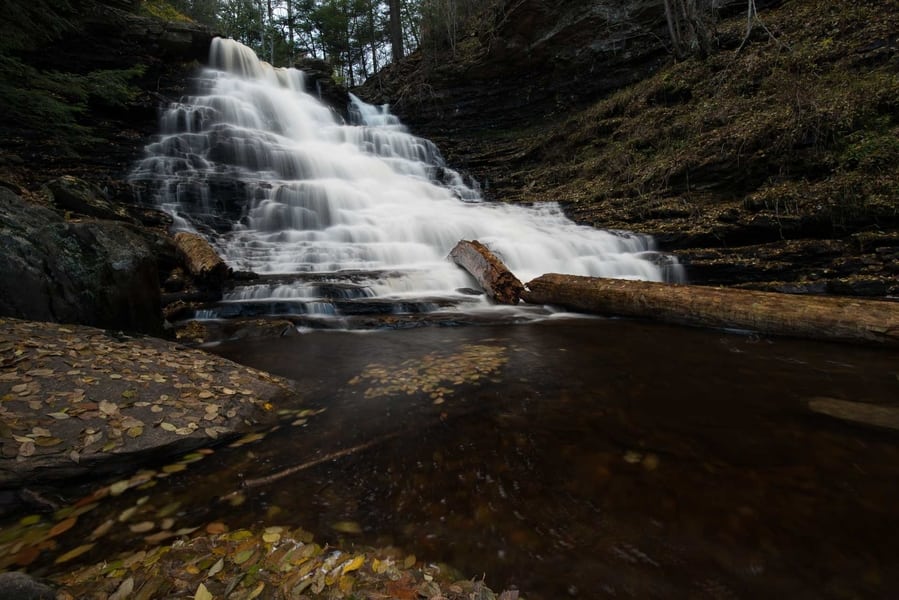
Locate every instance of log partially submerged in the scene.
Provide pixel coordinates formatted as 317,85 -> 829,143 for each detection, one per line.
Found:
808,397 -> 899,432
449,240 -> 524,304
173,231 -> 231,285
523,273 -> 899,346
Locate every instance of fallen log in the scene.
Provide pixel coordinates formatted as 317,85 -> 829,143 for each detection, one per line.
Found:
522,273 -> 899,346
808,397 -> 899,432
449,240 -> 524,304
173,231 -> 231,285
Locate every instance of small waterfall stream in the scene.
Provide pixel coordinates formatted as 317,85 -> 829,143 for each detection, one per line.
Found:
132,38 -> 683,328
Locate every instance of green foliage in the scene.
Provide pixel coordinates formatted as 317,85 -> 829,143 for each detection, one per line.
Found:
841,129 -> 899,172
0,55 -> 146,149
0,0 -> 76,52
139,0 -> 195,22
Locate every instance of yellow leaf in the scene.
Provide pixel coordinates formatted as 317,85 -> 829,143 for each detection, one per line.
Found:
338,575 -> 355,593
342,555 -> 365,574
194,583 -> 213,600
109,480 -> 130,497
331,521 -> 361,534
54,543 -> 95,564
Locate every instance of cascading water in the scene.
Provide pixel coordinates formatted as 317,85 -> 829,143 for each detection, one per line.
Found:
131,38 -> 684,327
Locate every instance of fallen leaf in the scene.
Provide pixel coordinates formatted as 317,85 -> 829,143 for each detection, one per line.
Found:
109,480 -> 130,497
89,519 -> 114,541
48,516 -> 78,538
109,576 -> 134,600
342,555 -> 365,574
129,521 -> 155,533
98,400 -> 118,416
14,545 -> 41,567
18,441 -> 35,457
208,557 -> 225,577
194,583 -> 213,600
331,521 -> 362,535
54,543 -> 95,564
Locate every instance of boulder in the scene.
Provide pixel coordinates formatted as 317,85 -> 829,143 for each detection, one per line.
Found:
0,318 -> 298,488
0,188 -> 162,334
0,572 -> 55,600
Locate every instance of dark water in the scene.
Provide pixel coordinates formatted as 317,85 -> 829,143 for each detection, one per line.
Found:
16,318 -> 899,598
204,318 -> 899,599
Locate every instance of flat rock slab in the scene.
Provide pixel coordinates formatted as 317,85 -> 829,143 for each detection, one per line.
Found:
0,318 -> 298,487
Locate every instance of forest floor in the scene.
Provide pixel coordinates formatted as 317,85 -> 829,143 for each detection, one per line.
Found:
410,0 -> 899,296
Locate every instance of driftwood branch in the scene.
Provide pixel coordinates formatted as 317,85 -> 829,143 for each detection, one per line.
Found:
523,273 -> 899,347
449,240 -> 524,304
239,433 -> 398,490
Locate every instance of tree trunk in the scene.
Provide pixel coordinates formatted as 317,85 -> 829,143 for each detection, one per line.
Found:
267,0 -> 275,64
388,0 -> 404,62
449,240 -> 524,305
173,232 -> 231,285
368,0 -> 379,78
522,274 -> 899,347
287,0 -> 294,64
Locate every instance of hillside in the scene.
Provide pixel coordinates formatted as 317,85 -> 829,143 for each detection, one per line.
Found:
363,0 -> 899,295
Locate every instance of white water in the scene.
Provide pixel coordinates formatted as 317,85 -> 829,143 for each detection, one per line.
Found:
132,38 -> 682,318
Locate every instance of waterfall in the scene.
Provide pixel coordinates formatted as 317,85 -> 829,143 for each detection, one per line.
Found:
131,38 -> 683,323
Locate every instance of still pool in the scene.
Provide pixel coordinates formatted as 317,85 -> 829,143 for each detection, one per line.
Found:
12,317 -> 899,598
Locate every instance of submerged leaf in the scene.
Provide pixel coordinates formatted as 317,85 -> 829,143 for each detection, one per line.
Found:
54,543 -> 95,564
48,516 -> 78,538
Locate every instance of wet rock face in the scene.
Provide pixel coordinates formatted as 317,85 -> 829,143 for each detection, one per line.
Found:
0,188 -> 162,334
43,176 -> 134,223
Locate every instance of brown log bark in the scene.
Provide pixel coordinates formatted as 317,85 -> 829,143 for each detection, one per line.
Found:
523,273 -> 899,346
449,240 -> 524,304
173,232 -> 230,285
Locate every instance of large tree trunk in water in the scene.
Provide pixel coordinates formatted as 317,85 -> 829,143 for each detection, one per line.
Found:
449,240 -> 524,305
522,274 -> 899,347
388,0 -> 404,62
